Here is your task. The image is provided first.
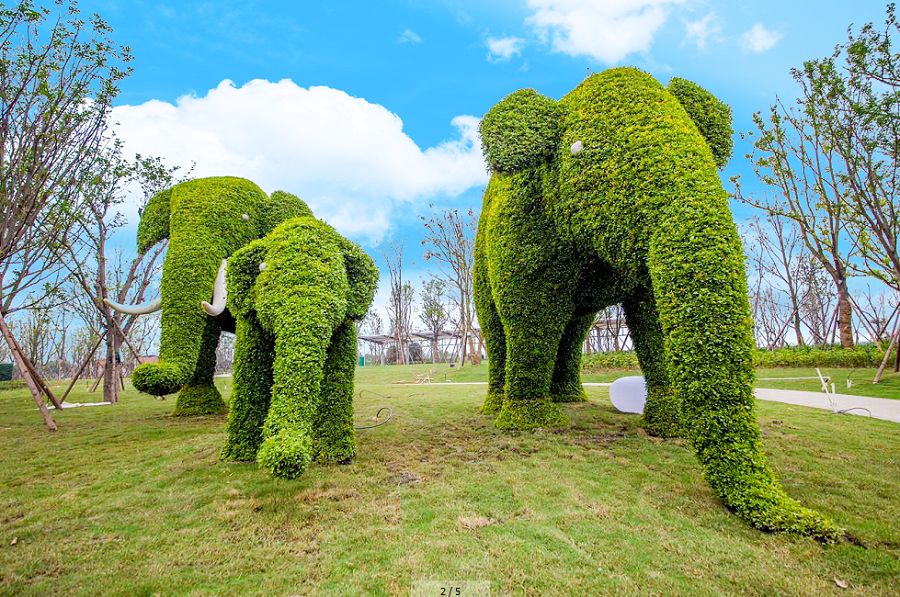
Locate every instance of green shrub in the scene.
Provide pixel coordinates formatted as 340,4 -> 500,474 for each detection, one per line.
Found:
0,379 -> 26,392
256,428 -> 313,479
0,363 -> 14,382
667,77 -> 733,169
131,178 -> 313,419
581,351 -> 641,371
753,344 -> 887,368
480,89 -> 563,173
582,344 -> 892,372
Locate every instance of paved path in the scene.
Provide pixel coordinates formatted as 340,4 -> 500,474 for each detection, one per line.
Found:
754,388 -> 900,423
421,382 -> 900,423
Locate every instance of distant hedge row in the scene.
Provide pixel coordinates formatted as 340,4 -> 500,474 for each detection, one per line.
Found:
582,344 -> 893,371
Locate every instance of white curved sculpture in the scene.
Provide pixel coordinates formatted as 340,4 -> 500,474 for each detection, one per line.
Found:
104,296 -> 162,315
200,259 -> 228,316
609,376 -> 647,414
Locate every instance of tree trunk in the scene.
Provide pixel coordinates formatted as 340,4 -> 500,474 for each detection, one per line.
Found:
102,330 -> 119,403
836,281 -> 854,348
0,312 -> 56,431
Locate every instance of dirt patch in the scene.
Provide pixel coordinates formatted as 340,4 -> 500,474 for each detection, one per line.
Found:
458,515 -> 496,529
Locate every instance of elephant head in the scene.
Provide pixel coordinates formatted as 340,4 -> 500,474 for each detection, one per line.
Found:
479,72 -> 732,175
109,177 -> 312,415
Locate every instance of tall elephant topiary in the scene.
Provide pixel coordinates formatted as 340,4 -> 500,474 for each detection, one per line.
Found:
108,177 -> 314,416
474,68 -> 839,541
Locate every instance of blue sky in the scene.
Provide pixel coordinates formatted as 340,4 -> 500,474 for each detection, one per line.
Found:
80,0 -> 888,305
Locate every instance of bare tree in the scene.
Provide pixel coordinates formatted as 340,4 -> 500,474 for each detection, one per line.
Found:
383,242 -> 413,365
59,144 -> 179,402
17,308 -> 53,373
0,1 -> 132,428
215,332 -> 235,375
797,256 -> 838,346
421,206 -> 480,365
856,284 -> 900,347
359,308 -> 384,364
744,215 -> 808,346
419,278 -> 449,363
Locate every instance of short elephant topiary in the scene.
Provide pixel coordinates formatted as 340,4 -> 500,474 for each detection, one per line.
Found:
221,216 -> 378,477
474,67 -> 840,541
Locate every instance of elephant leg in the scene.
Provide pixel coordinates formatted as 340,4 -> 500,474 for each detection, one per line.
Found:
473,236 -> 505,414
648,210 -> 839,540
313,320 -> 357,464
221,314 -> 274,461
173,319 -> 227,416
256,319 -> 332,479
550,314 -> 594,403
494,315 -> 567,431
622,288 -> 680,437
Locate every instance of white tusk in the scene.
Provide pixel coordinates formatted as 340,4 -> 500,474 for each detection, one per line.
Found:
570,140 -> 584,155
104,297 -> 161,315
201,259 -> 228,317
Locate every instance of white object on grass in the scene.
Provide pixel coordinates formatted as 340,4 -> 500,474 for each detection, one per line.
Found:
609,375 -> 647,414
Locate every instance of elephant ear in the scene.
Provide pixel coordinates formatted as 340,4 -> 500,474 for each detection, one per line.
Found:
137,188 -> 172,255
667,77 -> 733,169
260,191 -> 314,233
226,239 -> 268,318
480,89 -> 563,173
337,237 -> 379,320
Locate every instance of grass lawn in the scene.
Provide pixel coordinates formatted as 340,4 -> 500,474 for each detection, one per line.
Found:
752,368 -> 900,400
0,366 -> 898,595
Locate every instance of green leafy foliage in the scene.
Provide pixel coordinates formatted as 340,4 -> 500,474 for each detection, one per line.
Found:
479,89 -> 563,173
131,361 -> 183,397
582,344 -> 893,371
474,67 -> 838,540
753,344 -> 889,368
667,77 -> 734,169
171,383 -> 227,417
222,216 -> 378,478
256,428 -> 313,479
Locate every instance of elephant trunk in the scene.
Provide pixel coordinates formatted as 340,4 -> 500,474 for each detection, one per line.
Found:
132,247 -> 225,396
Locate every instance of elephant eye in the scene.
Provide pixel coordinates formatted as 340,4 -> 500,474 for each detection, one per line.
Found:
570,140 -> 584,155
242,213 -> 250,221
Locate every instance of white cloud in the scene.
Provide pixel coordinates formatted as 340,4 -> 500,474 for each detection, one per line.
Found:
398,28 -> 422,44
741,23 -> 782,53
525,0 -> 685,63
486,36 -> 526,62
110,79 -> 488,242
684,13 -> 721,50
